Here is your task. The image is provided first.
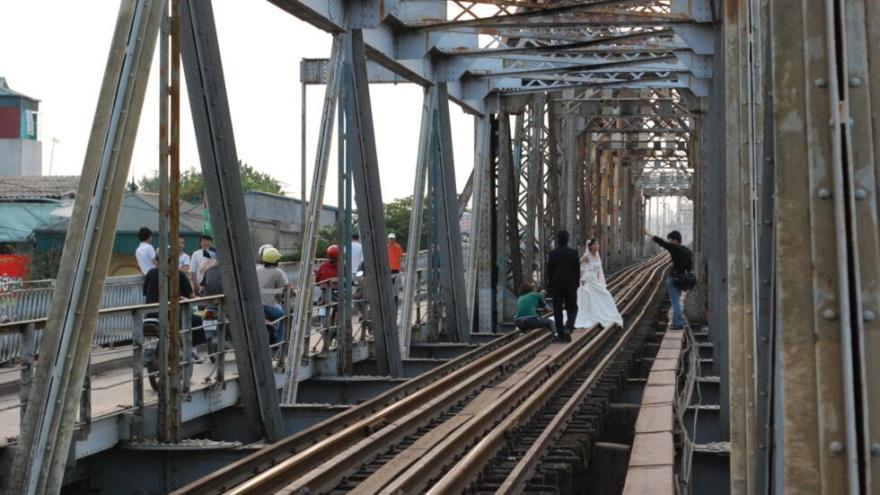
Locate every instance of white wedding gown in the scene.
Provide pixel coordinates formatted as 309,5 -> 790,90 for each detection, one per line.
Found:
574,253 -> 623,328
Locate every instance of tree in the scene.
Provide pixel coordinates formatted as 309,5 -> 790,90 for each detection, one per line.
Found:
383,196 -> 413,247
138,161 -> 284,203
382,196 -> 429,249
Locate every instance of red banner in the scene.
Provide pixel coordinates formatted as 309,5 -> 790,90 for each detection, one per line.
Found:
0,255 -> 29,292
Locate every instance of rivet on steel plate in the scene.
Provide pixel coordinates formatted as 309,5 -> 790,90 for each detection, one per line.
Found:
854,188 -> 867,200
822,309 -> 837,320
864,310 -> 876,322
818,188 -> 832,199
830,441 -> 844,453
815,79 -> 827,87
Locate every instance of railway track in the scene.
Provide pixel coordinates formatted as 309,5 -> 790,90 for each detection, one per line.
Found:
173,254 -> 669,495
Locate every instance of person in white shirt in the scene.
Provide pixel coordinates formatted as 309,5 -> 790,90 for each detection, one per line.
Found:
189,234 -> 214,288
351,233 -> 364,275
135,227 -> 157,275
178,237 -> 191,272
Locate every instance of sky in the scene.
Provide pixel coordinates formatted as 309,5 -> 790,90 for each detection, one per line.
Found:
0,0 -> 475,206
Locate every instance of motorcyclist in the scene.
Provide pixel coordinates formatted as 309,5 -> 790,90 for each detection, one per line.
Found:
315,244 -> 340,288
256,246 -> 289,344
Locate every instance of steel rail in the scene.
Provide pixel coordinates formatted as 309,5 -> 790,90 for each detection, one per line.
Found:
226,330 -> 556,494
275,256 -> 666,494
406,259 -> 667,494
173,330 -> 534,494
174,256 -> 660,494
479,266 -> 666,494
281,325 -> 605,495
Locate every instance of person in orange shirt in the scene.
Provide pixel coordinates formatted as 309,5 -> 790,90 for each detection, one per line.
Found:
387,233 -> 404,304
387,233 -> 404,274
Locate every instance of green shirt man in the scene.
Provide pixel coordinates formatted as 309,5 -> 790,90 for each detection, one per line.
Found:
515,291 -> 547,319
513,283 -> 558,339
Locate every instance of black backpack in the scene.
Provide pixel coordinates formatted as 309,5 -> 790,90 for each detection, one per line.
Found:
674,271 -> 697,291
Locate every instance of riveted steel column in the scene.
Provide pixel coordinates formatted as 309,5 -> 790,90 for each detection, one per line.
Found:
725,0 -> 754,488
343,29 -> 402,375
563,106 -> 579,239
467,114 -> 493,331
851,0 -> 880,488
179,0 -> 283,440
282,36 -> 342,402
432,84 -> 470,342
496,113 -> 513,321
526,95 -> 544,283
769,0 -> 850,489
399,86 -> 433,354
8,2 -> 165,493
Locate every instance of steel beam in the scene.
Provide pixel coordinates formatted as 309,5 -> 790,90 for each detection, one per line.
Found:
467,114 -> 493,331
282,36 -> 343,403
343,29 -> 403,376
178,0 -> 283,441
399,87 -> 432,355
8,2 -> 165,493
431,84 -> 471,342
496,112 -> 514,322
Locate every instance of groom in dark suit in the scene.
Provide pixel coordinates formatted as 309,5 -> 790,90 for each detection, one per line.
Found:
546,230 -> 579,341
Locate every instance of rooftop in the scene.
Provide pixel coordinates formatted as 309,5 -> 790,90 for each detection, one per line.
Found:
0,78 -> 39,103
37,192 -> 202,234
0,203 -> 62,243
0,176 -> 78,202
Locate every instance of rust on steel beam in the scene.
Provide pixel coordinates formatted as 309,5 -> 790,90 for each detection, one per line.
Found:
851,0 -> 880,488
165,0 -> 183,442
7,1 -> 166,493
768,0 -> 840,491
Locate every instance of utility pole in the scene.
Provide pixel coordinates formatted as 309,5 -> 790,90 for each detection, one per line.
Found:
158,0 -> 182,442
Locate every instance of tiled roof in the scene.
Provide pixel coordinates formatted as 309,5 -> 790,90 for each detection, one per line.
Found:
0,176 -> 78,202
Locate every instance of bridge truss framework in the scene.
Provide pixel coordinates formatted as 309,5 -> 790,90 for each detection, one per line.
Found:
7,0 -> 880,494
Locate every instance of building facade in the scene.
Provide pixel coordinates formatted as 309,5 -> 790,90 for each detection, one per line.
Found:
0,78 -> 41,176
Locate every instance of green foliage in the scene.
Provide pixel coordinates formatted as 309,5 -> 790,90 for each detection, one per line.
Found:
316,224 -> 340,258
382,197 -> 412,247
138,161 -> 284,203
29,248 -> 62,281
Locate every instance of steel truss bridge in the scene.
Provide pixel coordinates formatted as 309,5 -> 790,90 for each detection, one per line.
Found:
3,0 -> 880,494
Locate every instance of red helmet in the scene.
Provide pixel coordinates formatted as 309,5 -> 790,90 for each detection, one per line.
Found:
326,244 -> 340,259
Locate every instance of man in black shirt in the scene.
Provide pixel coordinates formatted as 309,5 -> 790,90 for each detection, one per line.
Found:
645,229 -> 692,329
546,230 -> 580,341
143,266 -> 194,304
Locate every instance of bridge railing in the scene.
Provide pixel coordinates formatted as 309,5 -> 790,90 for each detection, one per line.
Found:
0,262 -> 309,364
0,264 -> 431,443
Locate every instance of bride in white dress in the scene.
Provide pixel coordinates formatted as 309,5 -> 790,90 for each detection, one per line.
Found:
574,240 -> 623,329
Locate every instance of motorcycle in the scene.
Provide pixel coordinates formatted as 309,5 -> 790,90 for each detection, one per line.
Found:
142,316 -> 194,391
